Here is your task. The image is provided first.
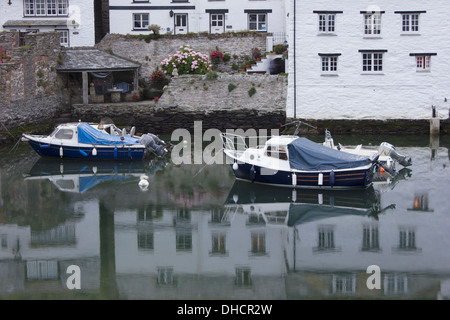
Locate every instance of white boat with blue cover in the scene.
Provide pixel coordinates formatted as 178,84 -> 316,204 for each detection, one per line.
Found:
221,132 -> 380,189
21,122 -> 169,160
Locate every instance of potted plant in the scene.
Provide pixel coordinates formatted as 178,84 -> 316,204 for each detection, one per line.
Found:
252,47 -> 262,61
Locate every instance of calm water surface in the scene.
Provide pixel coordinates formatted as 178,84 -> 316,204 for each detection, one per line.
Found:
0,133 -> 449,300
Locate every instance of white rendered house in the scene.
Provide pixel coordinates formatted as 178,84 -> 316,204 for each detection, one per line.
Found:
108,0 -> 288,38
286,0 -> 450,120
0,0 -> 95,47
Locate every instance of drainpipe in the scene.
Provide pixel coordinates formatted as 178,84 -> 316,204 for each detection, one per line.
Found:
293,0 -> 297,119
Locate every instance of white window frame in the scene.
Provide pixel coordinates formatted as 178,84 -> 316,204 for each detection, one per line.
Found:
395,11 -> 425,35
23,0 -> 69,17
24,0 -> 35,16
362,11 -> 384,36
416,55 -> 430,72
319,53 -> 340,75
58,0 -> 68,15
318,14 -> 335,34
360,50 -> 386,73
133,13 -> 149,30
47,0 -> 57,16
410,53 -> 436,73
402,14 -> 419,33
57,29 -> 69,47
36,0 -> 46,16
211,14 -> 224,28
248,13 -> 267,31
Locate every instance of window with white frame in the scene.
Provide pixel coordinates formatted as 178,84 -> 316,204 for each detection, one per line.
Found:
410,53 -> 436,72
133,13 -> 149,30
248,13 -> 267,31
24,0 -> 68,17
395,11 -> 425,34
313,11 -> 343,34
245,10 -> 271,31
319,53 -> 340,74
57,29 -> 69,47
361,11 -> 384,36
360,50 -> 387,73
320,14 -> 335,33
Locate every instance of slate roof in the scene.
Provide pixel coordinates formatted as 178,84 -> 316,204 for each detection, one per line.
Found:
3,20 -> 69,27
57,49 -> 140,72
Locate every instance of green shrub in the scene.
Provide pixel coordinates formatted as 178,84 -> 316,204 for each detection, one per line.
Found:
228,83 -> 237,92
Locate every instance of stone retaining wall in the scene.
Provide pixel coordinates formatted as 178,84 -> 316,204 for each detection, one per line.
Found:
95,33 -> 267,81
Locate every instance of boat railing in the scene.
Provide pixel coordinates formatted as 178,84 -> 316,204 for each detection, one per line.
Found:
221,133 -> 273,151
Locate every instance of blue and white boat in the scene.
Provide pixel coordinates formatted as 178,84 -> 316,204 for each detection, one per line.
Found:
221,132 -> 380,189
21,121 -> 169,160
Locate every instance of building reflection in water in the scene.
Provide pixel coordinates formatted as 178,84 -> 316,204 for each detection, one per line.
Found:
0,151 -> 449,300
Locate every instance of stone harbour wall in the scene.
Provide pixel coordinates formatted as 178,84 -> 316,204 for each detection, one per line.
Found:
73,74 -> 287,134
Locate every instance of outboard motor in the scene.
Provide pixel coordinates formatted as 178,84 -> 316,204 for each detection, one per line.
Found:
139,133 -> 168,157
378,142 -> 412,167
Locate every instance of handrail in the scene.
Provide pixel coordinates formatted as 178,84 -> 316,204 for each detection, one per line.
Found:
220,133 -> 275,151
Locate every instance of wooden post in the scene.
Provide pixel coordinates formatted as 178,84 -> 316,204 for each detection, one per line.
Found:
82,71 -> 88,105
133,69 -> 139,91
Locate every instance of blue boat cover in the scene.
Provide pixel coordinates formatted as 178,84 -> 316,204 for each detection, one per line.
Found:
287,203 -> 367,226
79,175 -> 134,193
287,137 -> 370,171
77,123 -> 141,145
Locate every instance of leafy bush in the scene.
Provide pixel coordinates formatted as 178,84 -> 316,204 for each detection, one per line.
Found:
160,45 -> 212,76
274,44 -> 288,54
206,71 -> 218,80
228,83 -> 237,92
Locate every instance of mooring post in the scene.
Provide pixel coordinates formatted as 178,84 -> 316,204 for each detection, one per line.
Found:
430,105 -> 440,136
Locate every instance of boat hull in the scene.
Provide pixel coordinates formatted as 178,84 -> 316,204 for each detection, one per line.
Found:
230,162 -> 374,189
27,139 -> 145,160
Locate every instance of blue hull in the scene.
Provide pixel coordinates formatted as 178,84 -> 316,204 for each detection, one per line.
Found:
28,140 -> 145,160
231,163 -> 374,189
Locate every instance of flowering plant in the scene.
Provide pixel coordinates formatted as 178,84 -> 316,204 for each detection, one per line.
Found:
209,49 -> 224,64
252,47 -> 262,60
150,69 -> 169,89
160,45 -> 212,76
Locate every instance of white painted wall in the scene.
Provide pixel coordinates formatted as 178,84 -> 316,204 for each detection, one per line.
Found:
0,0 -> 95,47
286,0 -> 450,120
109,0 -> 288,36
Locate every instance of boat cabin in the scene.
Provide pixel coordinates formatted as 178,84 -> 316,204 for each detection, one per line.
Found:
263,136 -> 294,161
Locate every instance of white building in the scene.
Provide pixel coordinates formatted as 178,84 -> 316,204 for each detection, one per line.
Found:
286,0 -> 450,120
0,0 -> 95,47
108,0 -> 288,39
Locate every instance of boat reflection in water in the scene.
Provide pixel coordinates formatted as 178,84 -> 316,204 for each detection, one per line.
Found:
24,158 -> 166,193
223,180 -> 390,227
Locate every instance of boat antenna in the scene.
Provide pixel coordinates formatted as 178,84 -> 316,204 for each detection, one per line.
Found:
280,120 -> 317,136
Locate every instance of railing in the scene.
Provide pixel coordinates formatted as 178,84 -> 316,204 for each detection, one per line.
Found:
221,133 -> 248,152
221,132 -> 274,152
272,32 -> 287,46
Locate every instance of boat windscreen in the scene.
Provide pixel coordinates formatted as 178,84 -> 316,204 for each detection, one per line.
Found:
287,137 -> 370,170
77,123 -> 140,145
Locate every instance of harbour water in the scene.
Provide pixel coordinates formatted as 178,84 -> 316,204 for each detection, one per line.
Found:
0,133 -> 449,300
